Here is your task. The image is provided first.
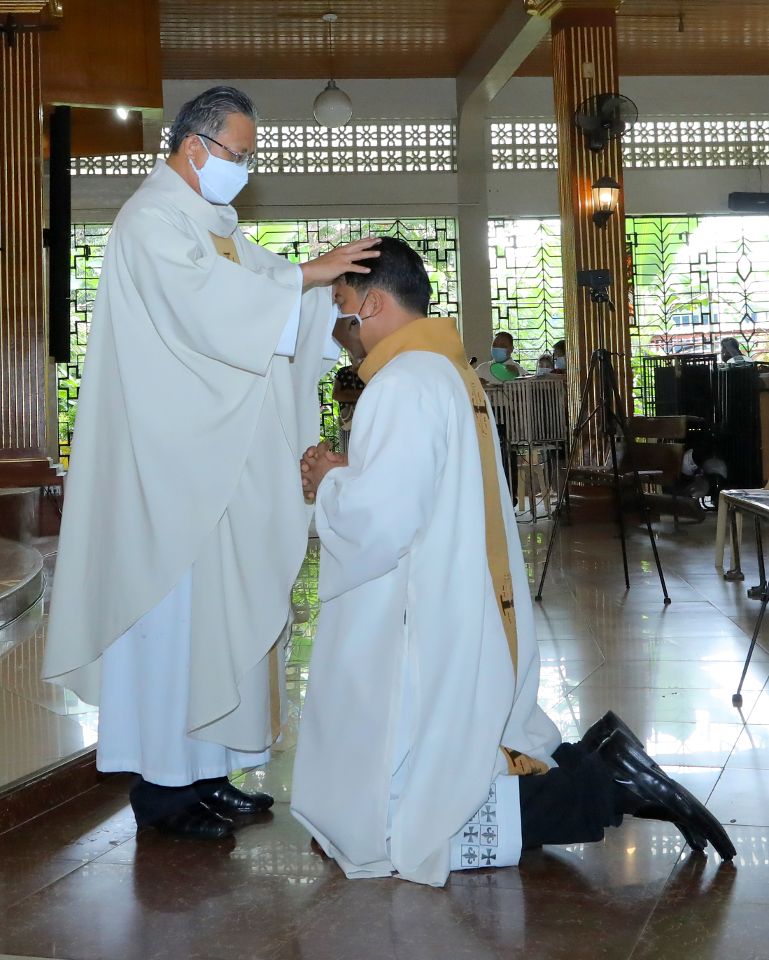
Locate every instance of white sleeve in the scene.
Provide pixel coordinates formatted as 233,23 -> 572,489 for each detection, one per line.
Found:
273,265 -> 304,358
314,373 -> 447,600
322,300 -> 341,363
276,274 -> 339,362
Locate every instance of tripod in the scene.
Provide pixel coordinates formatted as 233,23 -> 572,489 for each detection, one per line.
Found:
535,345 -> 671,605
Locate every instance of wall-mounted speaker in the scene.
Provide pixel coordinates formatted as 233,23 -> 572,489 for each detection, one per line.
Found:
727,192 -> 769,213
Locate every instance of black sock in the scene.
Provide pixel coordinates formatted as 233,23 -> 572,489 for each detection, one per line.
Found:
129,778 -> 200,822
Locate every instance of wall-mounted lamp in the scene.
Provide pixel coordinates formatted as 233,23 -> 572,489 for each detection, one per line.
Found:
591,175 -> 621,228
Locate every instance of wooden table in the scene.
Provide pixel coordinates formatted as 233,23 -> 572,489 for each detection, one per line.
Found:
720,489 -> 769,705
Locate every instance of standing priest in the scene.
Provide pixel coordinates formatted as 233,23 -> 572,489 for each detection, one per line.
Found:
293,237 -> 735,886
42,86 -> 379,839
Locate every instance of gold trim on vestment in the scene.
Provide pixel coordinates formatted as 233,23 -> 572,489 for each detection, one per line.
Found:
359,318 -> 519,673
360,318 -> 549,777
210,233 -> 240,263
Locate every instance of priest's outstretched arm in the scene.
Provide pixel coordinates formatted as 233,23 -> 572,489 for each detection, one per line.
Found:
118,207 -> 378,374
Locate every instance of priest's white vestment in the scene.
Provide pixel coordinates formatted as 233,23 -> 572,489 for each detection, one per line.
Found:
42,160 -> 336,778
291,345 -> 561,887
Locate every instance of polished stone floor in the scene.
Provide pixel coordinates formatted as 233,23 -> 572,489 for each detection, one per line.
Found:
0,538 -> 97,791
2,515 -> 769,959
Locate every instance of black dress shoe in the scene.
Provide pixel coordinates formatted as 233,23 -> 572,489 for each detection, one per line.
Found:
581,715 -> 708,852
581,710 -> 646,754
196,779 -> 274,817
138,801 -> 234,840
633,804 -> 707,853
598,729 -> 736,861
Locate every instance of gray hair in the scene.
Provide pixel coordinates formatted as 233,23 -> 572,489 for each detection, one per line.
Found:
168,86 -> 256,154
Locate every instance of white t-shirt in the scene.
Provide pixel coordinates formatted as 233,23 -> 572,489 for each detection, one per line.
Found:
475,359 -> 529,383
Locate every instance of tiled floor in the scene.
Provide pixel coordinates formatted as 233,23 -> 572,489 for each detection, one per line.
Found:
3,515 -> 769,959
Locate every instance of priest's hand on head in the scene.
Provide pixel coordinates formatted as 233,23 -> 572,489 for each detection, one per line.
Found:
300,443 -> 348,503
300,237 -> 381,291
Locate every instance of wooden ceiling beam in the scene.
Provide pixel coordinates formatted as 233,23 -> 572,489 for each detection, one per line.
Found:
458,1 -> 549,108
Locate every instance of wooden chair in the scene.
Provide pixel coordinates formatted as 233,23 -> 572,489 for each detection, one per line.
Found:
567,416 -> 687,524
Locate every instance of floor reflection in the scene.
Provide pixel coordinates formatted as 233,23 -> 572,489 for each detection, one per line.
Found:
3,517 -> 769,958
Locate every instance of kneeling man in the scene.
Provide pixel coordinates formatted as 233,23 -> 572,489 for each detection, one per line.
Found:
291,237 -> 734,887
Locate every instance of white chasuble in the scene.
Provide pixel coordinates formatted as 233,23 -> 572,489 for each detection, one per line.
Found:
291,346 -> 561,888
43,160 -> 337,763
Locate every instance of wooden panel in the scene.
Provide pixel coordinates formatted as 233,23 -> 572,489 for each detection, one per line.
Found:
154,0 -> 769,80
70,108 -> 144,157
41,0 -> 162,108
159,0 -> 513,79
0,33 -> 47,456
520,0 -> 769,76
552,9 -> 632,465
42,107 -> 144,158
0,1 -> 61,11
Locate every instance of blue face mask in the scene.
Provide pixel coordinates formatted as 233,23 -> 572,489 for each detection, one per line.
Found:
491,347 -> 509,363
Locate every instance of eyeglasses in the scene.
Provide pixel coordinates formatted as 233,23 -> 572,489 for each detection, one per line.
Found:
194,132 -> 254,167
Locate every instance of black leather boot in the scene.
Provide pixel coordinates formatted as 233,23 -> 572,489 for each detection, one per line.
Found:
581,712 -> 707,852
598,729 -> 735,861
580,710 -> 646,755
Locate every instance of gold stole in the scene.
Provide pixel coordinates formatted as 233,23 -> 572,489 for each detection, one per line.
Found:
209,232 -> 241,264
210,231 -> 282,744
359,317 -> 547,777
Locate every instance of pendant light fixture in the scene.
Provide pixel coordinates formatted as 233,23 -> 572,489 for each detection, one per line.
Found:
313,12 -> 352,128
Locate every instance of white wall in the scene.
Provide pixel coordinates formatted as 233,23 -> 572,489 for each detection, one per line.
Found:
71,76 -> 769,222
491,75 -> 769,120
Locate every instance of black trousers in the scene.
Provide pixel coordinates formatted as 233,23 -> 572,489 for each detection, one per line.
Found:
518,742 -> 623,849
131,747 -> 620,846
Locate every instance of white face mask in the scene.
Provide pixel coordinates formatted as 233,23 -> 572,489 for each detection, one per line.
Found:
189,138 -> 249,205
554,355 -> 566,370
536,366 -> 551,377
335,293 -> 372,329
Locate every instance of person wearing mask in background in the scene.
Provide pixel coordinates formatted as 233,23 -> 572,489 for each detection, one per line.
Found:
721,336 -> 751,366
535,353 -> 555,377
552,339 -> 567,374
475,332 -> 528,385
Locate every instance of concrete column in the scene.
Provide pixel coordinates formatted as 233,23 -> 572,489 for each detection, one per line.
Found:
456,101 -> 494,364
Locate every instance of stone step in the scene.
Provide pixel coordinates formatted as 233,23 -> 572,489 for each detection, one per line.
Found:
0,458 -> 64,489
0,538 -> 44,629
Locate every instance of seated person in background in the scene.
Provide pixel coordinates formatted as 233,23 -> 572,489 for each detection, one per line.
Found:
552,338 -> 567,373
475,331 -> 528,384
721,336 -> 751,366
536,352 -> 555,377
292,237 -> 735,887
